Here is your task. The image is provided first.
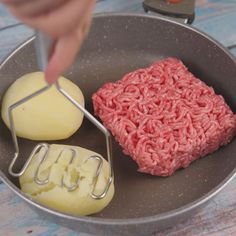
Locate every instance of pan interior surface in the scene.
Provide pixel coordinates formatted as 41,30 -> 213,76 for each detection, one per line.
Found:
0,14 -> 236,220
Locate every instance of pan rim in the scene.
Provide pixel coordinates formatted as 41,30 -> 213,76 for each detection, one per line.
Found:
0,12 -> 236,225
1,167 -> 236,225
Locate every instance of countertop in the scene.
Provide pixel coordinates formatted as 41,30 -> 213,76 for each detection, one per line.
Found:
0,1 -> 236,235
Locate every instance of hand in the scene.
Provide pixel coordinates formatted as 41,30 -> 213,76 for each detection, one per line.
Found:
1,0 -> 96,83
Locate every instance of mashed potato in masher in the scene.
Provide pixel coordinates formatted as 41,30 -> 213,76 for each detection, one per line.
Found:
1,72 -> 84,140
19,144 -> 114,216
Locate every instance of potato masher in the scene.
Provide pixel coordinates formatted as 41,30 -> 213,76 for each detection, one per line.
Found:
7,31 -> 114,199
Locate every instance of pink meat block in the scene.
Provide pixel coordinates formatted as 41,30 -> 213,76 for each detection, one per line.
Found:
92,58 -> 236,176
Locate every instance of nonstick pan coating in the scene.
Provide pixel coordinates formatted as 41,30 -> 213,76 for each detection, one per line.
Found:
0,14 -> 236,236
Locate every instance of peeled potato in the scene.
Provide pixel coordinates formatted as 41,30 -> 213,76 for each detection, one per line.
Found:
20,144 -> 114,216
1,72 -> 84,140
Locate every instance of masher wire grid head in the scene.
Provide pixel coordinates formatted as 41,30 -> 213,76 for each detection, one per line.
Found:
7,78 -> 114,200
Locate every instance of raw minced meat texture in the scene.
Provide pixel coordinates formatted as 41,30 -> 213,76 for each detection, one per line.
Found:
92,58 -> 236,176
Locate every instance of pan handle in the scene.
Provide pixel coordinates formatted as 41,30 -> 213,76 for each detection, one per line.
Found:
227,44 -> 236,61
143,0 -> 195,24
228,44 -> 236,51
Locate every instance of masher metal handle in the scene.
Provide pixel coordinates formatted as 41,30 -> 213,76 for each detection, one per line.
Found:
34,31 -> 55,71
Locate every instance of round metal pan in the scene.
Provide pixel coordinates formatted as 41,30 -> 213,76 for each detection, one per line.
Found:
0,13 -> 236,236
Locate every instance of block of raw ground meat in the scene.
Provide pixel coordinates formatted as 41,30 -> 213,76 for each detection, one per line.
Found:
92,58 -> 236,176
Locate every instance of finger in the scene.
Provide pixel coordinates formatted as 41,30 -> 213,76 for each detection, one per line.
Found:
44,2 -> 95,83
10,0 -> 96,37
45,4 -> 94,85
80,1 -> 95,37
45,29 -> 84,84
7,0 -> 67,17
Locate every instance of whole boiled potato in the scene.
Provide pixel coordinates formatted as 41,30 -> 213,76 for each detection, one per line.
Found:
1,72 -> 84,140
20,144 -> 114,216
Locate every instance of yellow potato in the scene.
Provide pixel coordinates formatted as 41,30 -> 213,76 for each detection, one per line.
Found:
1,72 -> 84,140
20,144 -> 114,216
